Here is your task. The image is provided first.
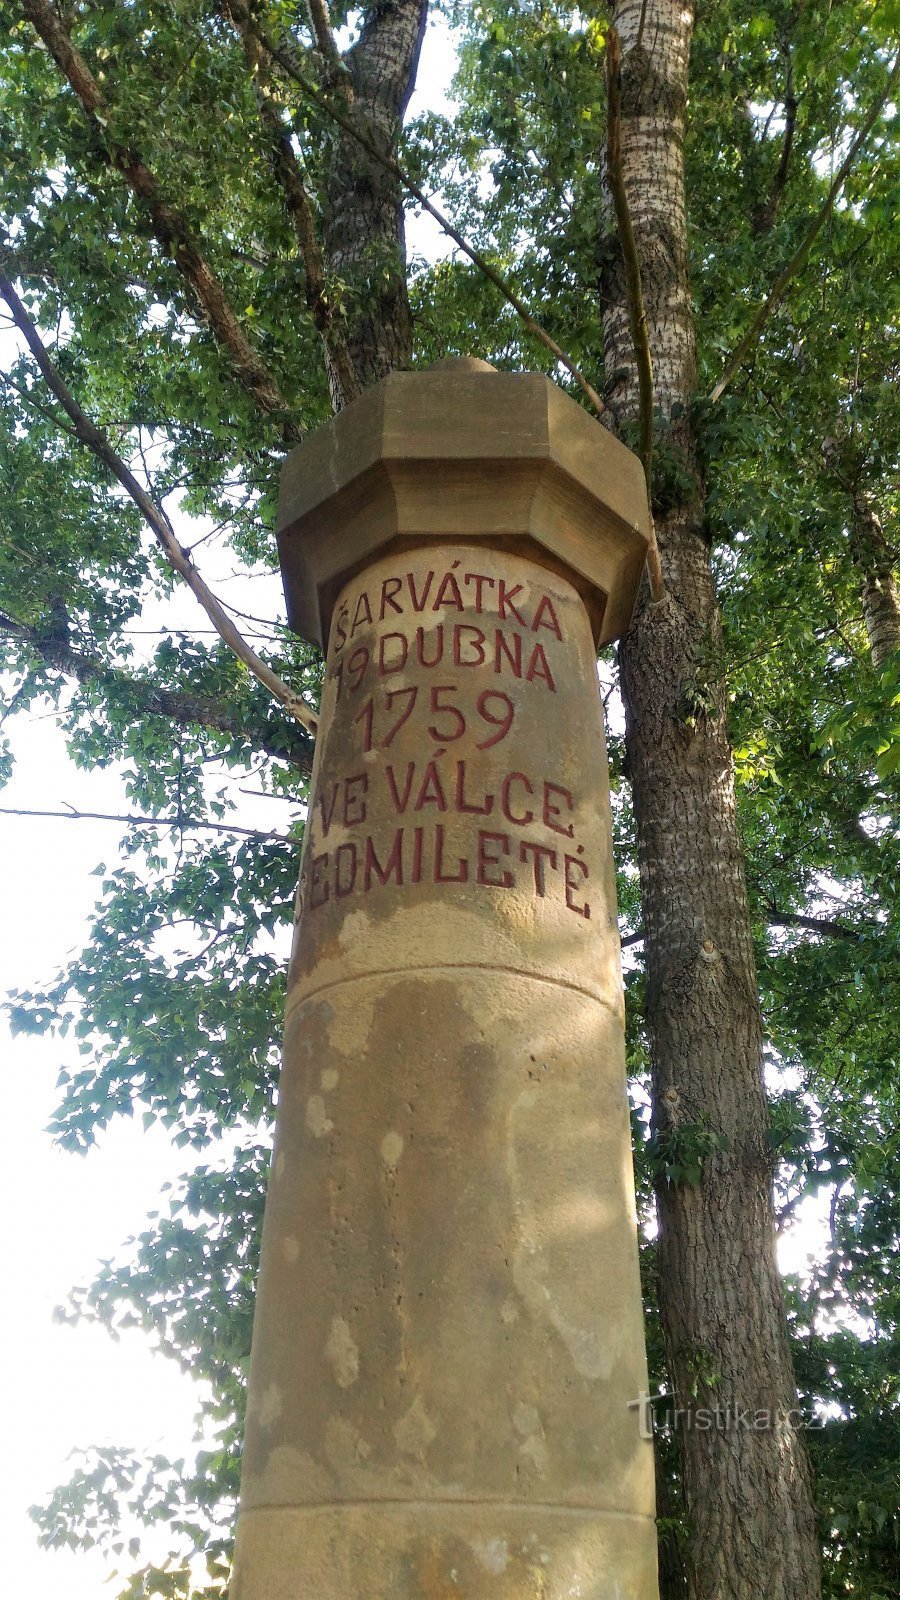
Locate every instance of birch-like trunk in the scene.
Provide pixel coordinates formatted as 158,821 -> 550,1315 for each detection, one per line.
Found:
601,3 -> 822,1594
853,495 -> 900,669
322,0 -> 427,399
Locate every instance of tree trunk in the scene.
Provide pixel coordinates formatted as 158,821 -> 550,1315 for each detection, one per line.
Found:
322,0 -> 427,399
600,4 -> 822,1596
853,494 -> 900,669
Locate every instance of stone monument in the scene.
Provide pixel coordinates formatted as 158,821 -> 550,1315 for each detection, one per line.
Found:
231,358 -> 659,1597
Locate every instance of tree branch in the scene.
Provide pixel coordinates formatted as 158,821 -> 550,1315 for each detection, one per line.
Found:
20,0 -> 300,440
306,0 -> 342,74
605,26 -> 664,602
753,44 -> 797,236
767,910 -> 865,942
0,271 -> 318,737
227,0 -> 609,419
627,912 -> 871,945
224,2 -> 361,408
0,605 -> 314,772
0,804 -> 295,844
710,50 -> 900,404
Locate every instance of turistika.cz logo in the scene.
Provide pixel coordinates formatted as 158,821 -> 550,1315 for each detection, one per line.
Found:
628,1390 -> 825,1440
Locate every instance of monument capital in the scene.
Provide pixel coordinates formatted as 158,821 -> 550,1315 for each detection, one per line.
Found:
277,357 -> 650,651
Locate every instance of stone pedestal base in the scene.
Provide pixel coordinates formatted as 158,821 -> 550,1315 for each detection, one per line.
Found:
233,1503 -> 658,1598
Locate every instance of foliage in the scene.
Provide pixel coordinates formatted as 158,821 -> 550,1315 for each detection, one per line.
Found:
1,0 -> 898,1591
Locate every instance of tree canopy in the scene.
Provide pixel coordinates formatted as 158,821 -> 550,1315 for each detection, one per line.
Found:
1,1 -> 898,1596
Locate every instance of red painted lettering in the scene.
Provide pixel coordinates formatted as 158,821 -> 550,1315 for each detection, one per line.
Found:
543,781 -> 575,837
346,644 -> 369,691
453,624 -> 486,667
414,761 -> 448,812
525,642 -> 556,691
342,773 -> 368,827
564,854 -> 590,917
477,830 -> 513,888
464,571 -> 495,612
498,579 -> 526,627
353,696 -> 374,752
520,840 -> 558,896
412,825 -> 424,884
407,570 -> 435,612
379,632 -> 408,675
310,852 -> 330,909
335,842 -> 357,898
383,685 -> 417,746
351,591 -> 372,636
455,761 -> 494,816
416,624 -> 444,668
428,684 -> 466,742
380,576 -> 403,618
317,782 -> 339,837
494,628 -> 522,678
501,772 -> 534,827
364,830 -> 403,890
386,763 -> 416,814
434,823 -> 468,883
334,603 -> 348,651
532,594 -> 563,639
432,569 -> 464,611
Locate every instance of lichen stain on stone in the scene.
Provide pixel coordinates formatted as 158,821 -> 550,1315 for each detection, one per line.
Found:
257,1381 -> 283,1429
513,1402 -> 548,1478
250,1442 -> 331,1505
508,1079 -> 615,1381
471,1537 -> 510,1574
323,1414 -> 371,1473
305,1094 -> 333,1138
513,1402 -> 540,1437
282,1235 -> 300,1264
322,985 -> 378,1057
336,907 -> 371,950
393,1394 -> 437,1459
320,1067 -> 339,1091
381,1129 -> 404,1167
324,1315 -> 359,1388
519,1430 -> 549,1477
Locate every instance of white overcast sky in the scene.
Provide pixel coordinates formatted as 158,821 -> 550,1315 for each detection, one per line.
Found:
0,13 -> 827,1593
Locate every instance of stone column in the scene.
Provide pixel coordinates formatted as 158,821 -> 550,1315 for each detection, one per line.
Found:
231,359 -> 659,1599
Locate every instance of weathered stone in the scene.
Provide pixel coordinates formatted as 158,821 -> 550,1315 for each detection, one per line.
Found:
232,363 -> 658,1598
276,356 -> 651,650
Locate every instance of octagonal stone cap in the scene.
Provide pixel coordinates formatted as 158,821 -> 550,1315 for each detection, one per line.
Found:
276,358 -> 651,649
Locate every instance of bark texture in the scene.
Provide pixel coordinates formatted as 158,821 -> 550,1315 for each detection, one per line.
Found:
853,496 -> 900,669
321,0 -> 427,394
600,4 -> 822,1596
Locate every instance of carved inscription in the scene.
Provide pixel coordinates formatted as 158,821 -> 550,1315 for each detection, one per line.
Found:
300,559 -> 598,922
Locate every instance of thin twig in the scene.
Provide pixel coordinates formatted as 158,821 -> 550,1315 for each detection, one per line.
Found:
306,0 -> 342,71
710,50 -> 899,403
763,55 -> 797,233
0,271 -> 318,736
20,0 -> 300,440
605,26 -> 664,601
227,0 -> 608,418
0,804 -> 295,843
768,910 -> 866,942
224,0 -> 360,406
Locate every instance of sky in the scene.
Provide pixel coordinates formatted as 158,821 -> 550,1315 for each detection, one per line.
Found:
0,9 -> 830,1594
